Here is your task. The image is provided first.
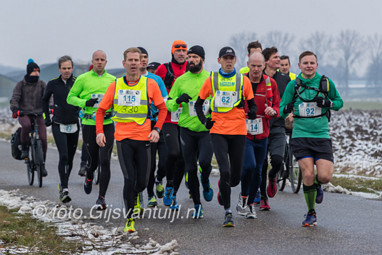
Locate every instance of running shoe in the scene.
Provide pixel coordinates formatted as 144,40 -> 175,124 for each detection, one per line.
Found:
170,195 -> 180,210
223,213 -> 234,227
155,181 -> 164,199
95,196 -> 107,210
163,187 -> 173,206
253,190 -> 261,204
245,204 -> 257,219
78,162 -> 87,177
83,177 -> 93,194
193,204 -> 204,219
267,177 -> 277,198
124,218 -> 135,232
147,196 -> 158,207
217,179 -> 223,206
200,176 -> 213,202
236,193 -> 248,216
259,198 -> 271,211
316,184 -> 324,204
134,193 -> 144,215
302,210 -> 317,227
58,184 -> 71,203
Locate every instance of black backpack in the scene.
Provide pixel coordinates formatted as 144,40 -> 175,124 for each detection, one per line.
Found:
11,127 -> 22,160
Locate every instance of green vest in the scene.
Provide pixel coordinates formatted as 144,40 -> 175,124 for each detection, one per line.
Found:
210,72 -> 244,113
111,76 -> 149,125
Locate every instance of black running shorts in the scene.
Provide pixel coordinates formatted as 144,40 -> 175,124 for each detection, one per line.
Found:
290,137 -> 334,163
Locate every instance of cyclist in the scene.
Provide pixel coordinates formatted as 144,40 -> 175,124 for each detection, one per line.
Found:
195,46 -> 256,227
280,50 -> 343,227
260,47 -> 290,211
155,40 -> 188,209
67,50 -> 116,210
96,47 -> 166,233
167,45 -> 214,218
236,52 -> 279,219
10,59 -> 48,177
137,47 -> 168,208
42,56 -> 80,203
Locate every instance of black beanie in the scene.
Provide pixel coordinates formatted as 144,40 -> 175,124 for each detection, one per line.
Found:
187,45 -> 205,60
137,47 -> 148,56
26,59 -> 40,76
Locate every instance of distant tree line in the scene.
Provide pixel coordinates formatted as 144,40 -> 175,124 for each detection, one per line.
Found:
229,30 -> 382,96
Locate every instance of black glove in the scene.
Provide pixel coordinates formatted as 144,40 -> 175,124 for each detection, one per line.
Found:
248,109 -> 257,120
85,98 -> 99,107
44,118 -> 52,127
316,97 -> 332,108
176,93 -> 192,104
12,110 -> 20,119
283,102 -> 294,114
204,118 -> 215,129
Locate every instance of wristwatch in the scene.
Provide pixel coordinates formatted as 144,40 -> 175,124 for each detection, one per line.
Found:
153,127 -> 161,133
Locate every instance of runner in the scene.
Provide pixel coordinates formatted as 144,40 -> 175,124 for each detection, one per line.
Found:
155,40 -> 188,209
280,55 -> 297,80
137,47 -> 168,208
195,46 -> 256,227
280,50 -> 343,227
95,47 -> 166,232
239,41 -> 263,74
236,52 -> 279,219
167,45 -> 213,218
67,50 -> 116,210
42,56 -> 80,203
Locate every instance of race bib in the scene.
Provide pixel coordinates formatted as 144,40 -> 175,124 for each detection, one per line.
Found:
246,118 -> 263,135
171,108 -> 182,122
59,123 -> 78,134
91,94 -> 104,108
214,90 -> 237,108
298,102 -> 321,117
188,100 -> 210,116
118,90 -> 141,106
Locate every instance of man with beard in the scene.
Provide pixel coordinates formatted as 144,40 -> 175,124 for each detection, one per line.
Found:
10,59 -> 48,177
155,40 -> 188,209
137,47 -> 168,208
166,46 -> 213,218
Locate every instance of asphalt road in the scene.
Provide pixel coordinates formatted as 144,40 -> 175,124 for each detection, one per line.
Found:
0,140 -> 381,254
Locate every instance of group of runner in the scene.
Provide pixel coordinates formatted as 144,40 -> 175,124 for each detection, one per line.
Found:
10,39 -> 343,232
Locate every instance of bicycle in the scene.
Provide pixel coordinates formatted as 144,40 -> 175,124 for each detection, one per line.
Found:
22,112 -> 45,187
277,129 -> 302,193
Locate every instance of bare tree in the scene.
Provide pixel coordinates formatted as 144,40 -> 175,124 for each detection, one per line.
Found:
335,30 -> 364,94
261,31 -> 294,55
298,31 -> 333,64
228,32 -> 258,69
366,34 -> 382,91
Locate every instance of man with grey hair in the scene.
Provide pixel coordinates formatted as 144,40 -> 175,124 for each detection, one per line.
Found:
67,50 -> 116,209
42,55 -> 80,203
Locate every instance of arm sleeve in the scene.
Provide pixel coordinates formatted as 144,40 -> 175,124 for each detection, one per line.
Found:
156,77 -> 168,99
149,79 -> 166,129
42,82 -> 53,119
96,82 -> 115,135
10,82 -> 22,112
271,79 -> 280,117
328,79 -> 343,111
195,96 -> 206,124
243,76 -> 254,100
166,79 -> 180,112
280,80 -> 296,119
67,77 -> 86,108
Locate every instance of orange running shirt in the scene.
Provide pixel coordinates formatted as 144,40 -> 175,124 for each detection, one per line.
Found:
198,75 -> 254,135
96,76 -> 166,141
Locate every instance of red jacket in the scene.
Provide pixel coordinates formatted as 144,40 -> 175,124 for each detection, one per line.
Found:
245,74 -> 280,140
155,61 -> 187,123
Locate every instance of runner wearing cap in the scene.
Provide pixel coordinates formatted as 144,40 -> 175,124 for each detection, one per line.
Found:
147,62 -> 161,73
166,45 -> 213,218
155,40 -> 188,209
95,47 -> 166,232
195,46 -> 256,227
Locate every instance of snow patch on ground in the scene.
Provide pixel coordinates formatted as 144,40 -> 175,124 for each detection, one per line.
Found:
0,189 -> 179,255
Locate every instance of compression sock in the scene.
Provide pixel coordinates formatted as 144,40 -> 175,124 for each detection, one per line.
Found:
303,184 -> 317,211
315,175 -> 322,185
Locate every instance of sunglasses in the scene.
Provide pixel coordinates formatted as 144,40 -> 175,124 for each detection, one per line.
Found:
174,44 -> 187,49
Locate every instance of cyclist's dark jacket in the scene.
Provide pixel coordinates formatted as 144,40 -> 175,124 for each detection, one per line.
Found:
42,75 -> 80,124
264,70 -> 290,131
10,77 -> 46,113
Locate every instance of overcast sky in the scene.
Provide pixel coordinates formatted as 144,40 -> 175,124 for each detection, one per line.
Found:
1,0 -> 381,72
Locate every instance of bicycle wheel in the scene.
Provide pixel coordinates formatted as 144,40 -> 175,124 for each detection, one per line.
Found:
26,159 -> 34,185
35,140 -> 44,188
289,152 -> 302,193
277,163 -> 287,191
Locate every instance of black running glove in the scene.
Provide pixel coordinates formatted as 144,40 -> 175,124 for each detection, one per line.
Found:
316,97 -> 332,108
85,98 -> 99,107
176,93 -> 192,104
44,118 -> 52,127
247,98 -> 257,120
283,102 -> 294,114
203,118 -> 215,129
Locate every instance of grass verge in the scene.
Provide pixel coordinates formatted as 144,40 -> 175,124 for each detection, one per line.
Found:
330,176 -> 382,194
0,206 -> 82,254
